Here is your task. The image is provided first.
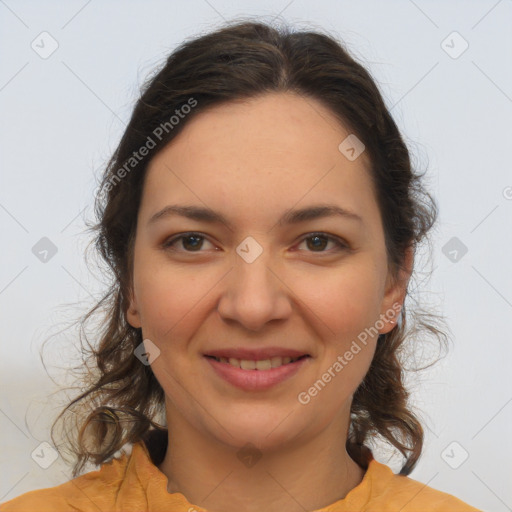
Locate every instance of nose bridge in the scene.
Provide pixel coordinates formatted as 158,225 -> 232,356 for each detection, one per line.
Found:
216,239 -> 291,330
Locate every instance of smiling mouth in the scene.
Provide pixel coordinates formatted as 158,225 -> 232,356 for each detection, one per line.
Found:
205,354 -> 310,370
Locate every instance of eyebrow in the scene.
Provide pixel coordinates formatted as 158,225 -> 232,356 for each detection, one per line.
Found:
148,203 -> 363,229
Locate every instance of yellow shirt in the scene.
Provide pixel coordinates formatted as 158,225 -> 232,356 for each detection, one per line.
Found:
0,441 -> 481,511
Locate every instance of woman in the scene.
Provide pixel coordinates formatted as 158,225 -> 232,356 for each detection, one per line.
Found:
0,19 -> 481,512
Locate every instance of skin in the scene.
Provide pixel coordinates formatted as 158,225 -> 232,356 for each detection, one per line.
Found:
127,92 -> 413,512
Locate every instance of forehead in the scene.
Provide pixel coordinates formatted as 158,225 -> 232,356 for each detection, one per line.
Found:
140,92 -> 381,231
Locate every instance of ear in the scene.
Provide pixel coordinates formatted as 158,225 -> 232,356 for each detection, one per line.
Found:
126,285 -> 142,329
378,245 -> 414,334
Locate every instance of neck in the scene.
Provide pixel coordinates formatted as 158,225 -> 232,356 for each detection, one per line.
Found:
157,406 -> 366,512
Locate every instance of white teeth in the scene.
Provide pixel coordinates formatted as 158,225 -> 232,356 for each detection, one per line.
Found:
214,356 -> 303,370
240,359 -> 256,370
270,356 -> 282,368
256,359 -> 272,370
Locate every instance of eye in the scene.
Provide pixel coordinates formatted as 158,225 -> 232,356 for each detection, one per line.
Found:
295,232 -> 349,253
161,231 -> 349,254
162,232 -> 215,252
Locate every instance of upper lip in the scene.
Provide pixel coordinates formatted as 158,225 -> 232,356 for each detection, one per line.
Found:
204,347 -> 310,360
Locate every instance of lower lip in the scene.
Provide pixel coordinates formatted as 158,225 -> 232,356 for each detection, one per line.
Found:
205,356 -> 310,391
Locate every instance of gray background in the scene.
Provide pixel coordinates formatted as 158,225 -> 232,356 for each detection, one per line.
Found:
1,1 -> 511,510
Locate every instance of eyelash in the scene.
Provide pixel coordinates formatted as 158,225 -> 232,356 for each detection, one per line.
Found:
161,232 -> 349,254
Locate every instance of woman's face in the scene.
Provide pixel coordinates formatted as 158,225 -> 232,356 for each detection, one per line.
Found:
127,92 -> 409,451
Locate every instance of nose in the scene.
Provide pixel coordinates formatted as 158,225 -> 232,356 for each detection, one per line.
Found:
216,252 -> 292,332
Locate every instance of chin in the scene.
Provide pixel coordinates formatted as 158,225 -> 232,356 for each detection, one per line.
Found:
208,403 -> 312,451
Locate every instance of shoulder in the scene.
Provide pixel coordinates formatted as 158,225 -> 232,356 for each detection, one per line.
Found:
361,459 -> 482,511
0,449 -> 132,512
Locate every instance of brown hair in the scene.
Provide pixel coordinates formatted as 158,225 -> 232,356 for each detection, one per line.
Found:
49,18 -> 448,477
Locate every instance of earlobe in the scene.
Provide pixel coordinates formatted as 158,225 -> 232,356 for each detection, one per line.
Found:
126,288 -> 142,329
379,245 -> 414,334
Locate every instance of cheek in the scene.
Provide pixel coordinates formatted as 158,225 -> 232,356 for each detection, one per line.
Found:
133,258 -> 218,341
291,261 -> 383,338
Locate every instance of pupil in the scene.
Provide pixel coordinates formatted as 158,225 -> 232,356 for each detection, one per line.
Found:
308,235 -> 326,251
184,236 -> 202,250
